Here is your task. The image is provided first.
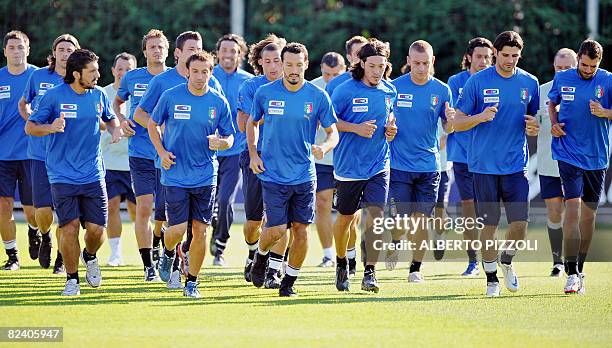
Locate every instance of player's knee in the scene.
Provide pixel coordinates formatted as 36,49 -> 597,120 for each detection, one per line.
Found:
0,197 -> 14,217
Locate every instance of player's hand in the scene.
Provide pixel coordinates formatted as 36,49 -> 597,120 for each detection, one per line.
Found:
524,115 -> 539,136
110,126 -> 124,144
312,144 -> 324,160
590,100 -> 608,118
355,119 -> 377,138
249,153 -> 265,174
479,103 -> 498,123
551,122 -> 566,137
384,117 -> 397,141
444,102 -> 456,122
208,134 -> 222,150
121,119 -> 136,137
160,151 -> 176,170
50,114 -> 65,133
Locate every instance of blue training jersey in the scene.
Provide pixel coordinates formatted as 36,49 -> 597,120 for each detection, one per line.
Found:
252,79 -> 337,185
390,74 -> 452,172
456,66 -> 539,175
0,64 -> 37,160
237,75 -> 274,151
549,68 -> 612,170
29,83 -> 116,184
325,71 -> 352,97
22,67 -> 64,161
117,66 -> 168,160
331,77 -> 397,180
446,70 -> 471,164
213,65 -> 253,157
151,83 -> 235,188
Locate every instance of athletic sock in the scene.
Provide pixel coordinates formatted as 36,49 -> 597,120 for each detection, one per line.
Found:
139,248 -> 152,268
247,240 -> 259,262
257,245 -> 269,256
336,256 -> 347,268
578,252 -> 587,274
41,231 -> 52,242
108,237 -> 120,256
282,267 -> 298,288
183,224 -> 192,253
268,252 -> 283,271
323,247 -> 334,260
467,249 -> 478,263
500,249 -> 516,265
82,248 -> 96,262
547,220 -> 563,264
153,235 -> 162,249
56,251 -> 63,263
160,226 -> 166,249
4,240 -> 17,258
564,256 -> 578,276
283,247 -> 290,262
186,273 -> 197,283
409,260 -> 422,273
172,250 -> 180,271
483,258 -> 498,283
346,247 -> 356,260
67,272 -> 79,284
28,224 -> 39,236
164,247 -> 176,258
364,264 -> 375,275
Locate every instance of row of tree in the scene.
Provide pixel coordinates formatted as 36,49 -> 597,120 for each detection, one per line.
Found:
1,0 -> 609,86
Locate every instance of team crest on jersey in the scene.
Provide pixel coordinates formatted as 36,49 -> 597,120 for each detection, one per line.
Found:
430,95 -> 439,106
483,89 -> 499,95
304,102 -> 313,114
208,107 -> 217,119
60,104 -> 77,110
520,88 -> 529,100
269,100 -> 285,107
175,105 -> 191,112
96,103 -> 103,114
561,86 -> 575,93
385,96 -> 392,109
353,98 -> 368,104
595,85 -> 604,99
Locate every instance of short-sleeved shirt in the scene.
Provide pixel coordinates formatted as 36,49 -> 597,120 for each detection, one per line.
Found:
390,74 -> 452,172
237,75 -> 273,151
311,75 -> 334,166
548,68 -> 612,170
536,80 -> 559,177
0,64 -> 37,160
331,77 -> 397,180
100,84 -> 130,171
117,66 -> 167,160
456,66 -> 539,175
446,70 -> 472,164
212,65 -> 253,157
251,79 -> 337,185
324,71 -> 352,97
151,83 -> 235,188
29,84 -> 116,184
22,67 -> 63,161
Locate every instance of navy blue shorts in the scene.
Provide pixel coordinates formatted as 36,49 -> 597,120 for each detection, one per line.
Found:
164,185 -> 216,226
335,170 -> 389,216
389,169 -> 440,217
436,170 -> 450,208
558,161 -> 605,210
539,175 -> 563,200
30,159 -> 53,209
129,157 -> 156,197
261,180 -> 316,227
452,162 -> 474,201
315,164 -> 335,192
0,159 -> 33,205
51,180 -> 108,227
154,168 -> 166,221
105,170 -> 136,204
240,151 -> 264,221
473,171 -> 529,226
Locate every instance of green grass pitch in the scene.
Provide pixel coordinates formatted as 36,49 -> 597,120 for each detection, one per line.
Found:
1,222 -> 611,347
